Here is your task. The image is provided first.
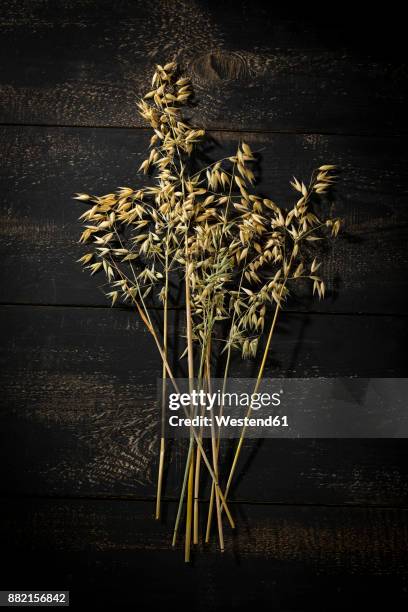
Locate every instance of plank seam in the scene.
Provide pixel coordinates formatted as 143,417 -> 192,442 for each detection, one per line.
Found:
0,122 -> 406,139
0,303 -> 407,317
0,494 -> 407,510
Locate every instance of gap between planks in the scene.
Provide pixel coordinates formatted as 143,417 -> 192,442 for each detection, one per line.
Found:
0,122 -> 405,139
0,303 -> 407,318
1,494 -> 407,510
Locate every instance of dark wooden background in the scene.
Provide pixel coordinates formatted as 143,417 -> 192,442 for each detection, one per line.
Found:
1,2 -> 408,609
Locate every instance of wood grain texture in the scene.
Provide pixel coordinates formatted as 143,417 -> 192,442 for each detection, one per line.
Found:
0,126 -> 407,313
1,4 -> 408,605
1,498 -> 407,609
0,1 -> 407,134
1,305 -> 407,503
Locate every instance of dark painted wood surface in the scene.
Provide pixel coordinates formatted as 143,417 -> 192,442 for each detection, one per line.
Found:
0,1 -> 407,607
1,2 -> 407,135
1,499 -> 407,609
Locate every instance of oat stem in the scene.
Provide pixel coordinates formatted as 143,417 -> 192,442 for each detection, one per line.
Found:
193,341 -> 210,545
222,249 -> 296,506
172,438 -> 194,546
155,245 -> 169,520
185,445 -> 195,562
207,350 -> 224,552
193,422 -> 202,544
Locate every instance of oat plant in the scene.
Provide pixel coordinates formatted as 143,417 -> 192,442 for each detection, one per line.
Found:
75,62 -> 341,561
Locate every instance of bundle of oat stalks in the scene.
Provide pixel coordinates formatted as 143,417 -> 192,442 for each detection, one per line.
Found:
75,62 -> 341,562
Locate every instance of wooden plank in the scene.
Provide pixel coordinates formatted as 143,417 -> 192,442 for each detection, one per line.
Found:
1,304 -> 407,503
1,498 -> 407,608
0,126 -> 407,313
0,2 -> 407,134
